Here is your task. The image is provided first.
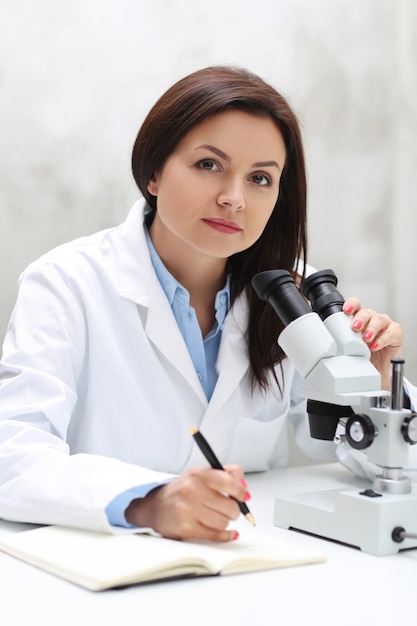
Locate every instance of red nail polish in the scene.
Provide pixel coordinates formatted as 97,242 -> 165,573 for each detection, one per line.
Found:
344,304 -> 353,313
370,342 -> 379,350
243,492 -> 251,502
240,478 -> 248,488
232,531 -> 239,540
363,330 -> 373,340
353,320 -> 362,330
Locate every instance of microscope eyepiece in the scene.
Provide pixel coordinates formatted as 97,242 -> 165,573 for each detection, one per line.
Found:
251,270 -> 311,326
301,269 -> 344,320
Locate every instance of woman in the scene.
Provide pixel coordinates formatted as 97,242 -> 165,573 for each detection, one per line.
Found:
0,66 -> 409,542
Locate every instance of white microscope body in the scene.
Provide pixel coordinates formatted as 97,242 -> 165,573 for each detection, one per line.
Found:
252,269 -> 417,555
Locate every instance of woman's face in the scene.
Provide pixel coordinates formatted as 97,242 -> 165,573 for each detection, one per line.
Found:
148,109 -> 286,264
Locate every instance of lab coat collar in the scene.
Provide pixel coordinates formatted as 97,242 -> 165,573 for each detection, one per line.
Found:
116,200 -> 208,404
117,199 -> 156,307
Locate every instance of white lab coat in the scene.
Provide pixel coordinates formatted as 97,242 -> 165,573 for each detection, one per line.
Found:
0,200 -> 415,532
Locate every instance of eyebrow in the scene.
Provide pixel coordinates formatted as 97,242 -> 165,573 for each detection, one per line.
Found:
195,144 -> 281,171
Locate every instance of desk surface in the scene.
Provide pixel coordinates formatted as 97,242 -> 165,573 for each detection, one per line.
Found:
1,464 -> 416,626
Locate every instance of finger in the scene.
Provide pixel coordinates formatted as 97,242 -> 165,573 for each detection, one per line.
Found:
178,521 -> 240,542
205,467 -> 249,503
197,525 -> 240,542
343,297 -> 361,315
196,494 -> 242,526
168,488 -> 241,539
223,463 -> 245,479
367,321 -> 403,351
177,468 -> 246,523
223,464 -> 249,493
195,478 -> 247,524
157,516 -> 239,542
348,308 -> 385,335
355,311 -> 394,342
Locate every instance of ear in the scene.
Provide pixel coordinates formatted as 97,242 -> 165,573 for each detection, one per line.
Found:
147,176 -> 158,196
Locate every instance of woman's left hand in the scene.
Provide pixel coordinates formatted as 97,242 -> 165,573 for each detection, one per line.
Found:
343,297 -> 403,390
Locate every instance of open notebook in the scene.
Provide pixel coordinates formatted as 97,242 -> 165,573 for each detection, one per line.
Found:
0,524 -> 325,591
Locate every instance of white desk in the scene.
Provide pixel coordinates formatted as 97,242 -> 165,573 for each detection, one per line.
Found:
1,464 -> 415,626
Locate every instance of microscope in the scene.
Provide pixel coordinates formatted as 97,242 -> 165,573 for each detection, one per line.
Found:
252,269 -> 417,555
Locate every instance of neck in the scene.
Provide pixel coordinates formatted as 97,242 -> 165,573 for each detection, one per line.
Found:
149,224 -> 227,303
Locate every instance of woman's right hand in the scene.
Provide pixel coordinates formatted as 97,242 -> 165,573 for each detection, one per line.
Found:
124,465 -> 250,541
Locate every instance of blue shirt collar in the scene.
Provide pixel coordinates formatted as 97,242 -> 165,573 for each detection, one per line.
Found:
144,225 -> 231,324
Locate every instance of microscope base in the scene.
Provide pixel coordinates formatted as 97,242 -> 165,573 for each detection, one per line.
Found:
273,485 -> 417,555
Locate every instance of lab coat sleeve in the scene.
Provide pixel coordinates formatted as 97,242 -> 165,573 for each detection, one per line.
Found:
404,378 -> 417,411
0,259 -> 175,533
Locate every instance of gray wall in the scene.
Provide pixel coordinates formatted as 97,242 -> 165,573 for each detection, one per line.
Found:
1,0 -> 416,378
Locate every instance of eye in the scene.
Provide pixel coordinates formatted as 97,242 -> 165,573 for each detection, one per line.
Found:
250,173 -> 272,186
196,159 -> 221,172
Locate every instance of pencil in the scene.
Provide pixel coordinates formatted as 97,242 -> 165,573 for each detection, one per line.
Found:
190,426 -> 256,526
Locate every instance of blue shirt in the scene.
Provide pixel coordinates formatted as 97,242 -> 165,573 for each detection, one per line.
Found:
105,224 -> 231,526
145,227 -> 230,401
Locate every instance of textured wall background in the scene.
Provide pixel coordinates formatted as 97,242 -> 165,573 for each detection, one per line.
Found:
1,0 -> 416,377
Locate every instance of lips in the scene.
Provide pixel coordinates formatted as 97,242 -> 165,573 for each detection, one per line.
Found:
202,218 -> 242,234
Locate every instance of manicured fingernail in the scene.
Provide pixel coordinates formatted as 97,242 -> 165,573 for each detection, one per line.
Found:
233,531 -> 240,540
344,304 -> 353,313
353,320 -> 362,330
363,330 -> 373,340
243,492 -> 251,502
240,478 -> 248,488
370,342 -> 379,350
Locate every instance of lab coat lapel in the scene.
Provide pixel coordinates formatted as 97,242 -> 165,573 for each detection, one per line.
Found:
205,294 -> 249,417
180,295 -> 250,472
117,200 -> 207,404
144,287 -> 207,404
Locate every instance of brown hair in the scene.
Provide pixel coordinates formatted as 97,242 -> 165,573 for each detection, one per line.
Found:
132,66 -> 307,392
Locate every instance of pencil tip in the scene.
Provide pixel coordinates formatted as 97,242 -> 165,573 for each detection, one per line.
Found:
246,513 -> 256,526
190,426 -> 199,435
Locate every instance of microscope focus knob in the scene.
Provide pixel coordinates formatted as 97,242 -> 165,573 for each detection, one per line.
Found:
401,412 -> 417,445
345,414 -> 377,450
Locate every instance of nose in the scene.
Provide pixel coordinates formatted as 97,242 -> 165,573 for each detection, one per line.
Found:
217,178 -> 246,211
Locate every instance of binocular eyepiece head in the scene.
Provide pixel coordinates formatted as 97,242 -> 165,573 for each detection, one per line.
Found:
252,268 -> 351,441
251,268 -> 344,325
